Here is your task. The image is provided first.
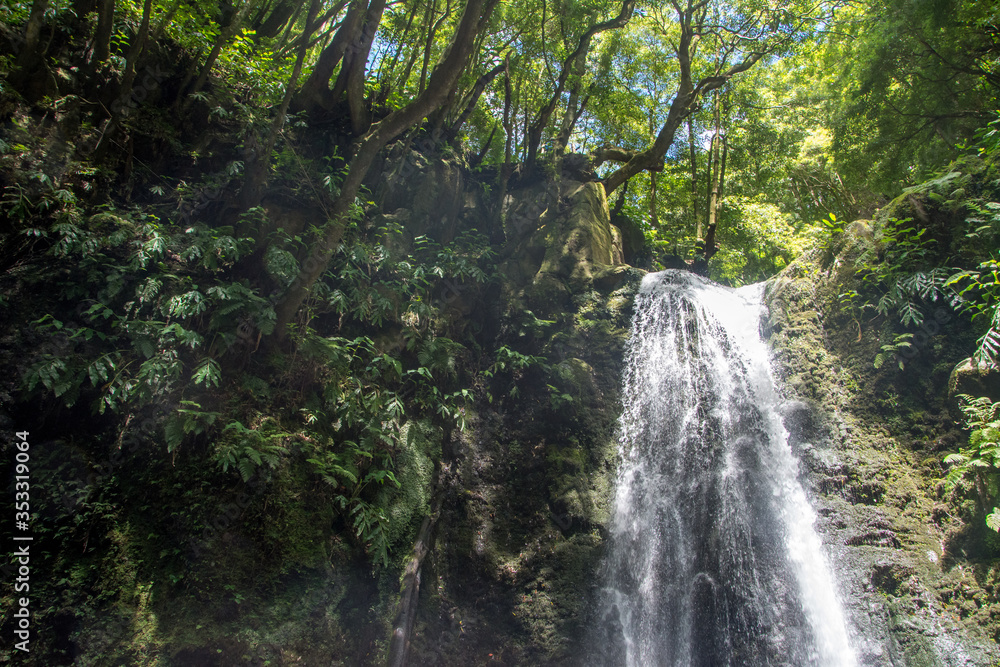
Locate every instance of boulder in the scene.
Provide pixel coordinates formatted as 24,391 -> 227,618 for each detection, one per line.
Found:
948,357 -> 1000,407
502,179 -> 625,317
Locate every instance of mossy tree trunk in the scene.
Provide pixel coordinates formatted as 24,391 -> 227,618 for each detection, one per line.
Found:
297,0 -> 366,111
90,0 -> 114,65
331,0 -> 387,135
181,0 -> 260,107
237,0 -> 322,215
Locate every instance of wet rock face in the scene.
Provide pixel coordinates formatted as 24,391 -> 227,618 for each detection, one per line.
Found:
408,290 -> 641,666
764,229 -> 1000,666
402,171 -> 644,665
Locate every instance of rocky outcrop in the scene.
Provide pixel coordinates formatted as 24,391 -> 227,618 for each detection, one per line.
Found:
405,175 -> 642,665
949,358 -> 1000,409
500,179 -> 626,318
766,224 -> 1000,665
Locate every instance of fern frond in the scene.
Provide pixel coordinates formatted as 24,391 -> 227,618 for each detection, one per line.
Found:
237,458 -> 255,482
974,328 -> 1000,369
898,300 -> 923,326
987,509 -> 1000,532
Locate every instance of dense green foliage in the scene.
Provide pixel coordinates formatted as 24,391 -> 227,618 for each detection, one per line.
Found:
828,119 -> 1000,531
946,395 -> 1000,533
3,0 -> 1000,661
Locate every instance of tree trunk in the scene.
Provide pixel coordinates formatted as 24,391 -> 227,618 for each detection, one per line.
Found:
395,23 -> 423,91
602,17 -> 701,198
91,0 -> 114,65
649,169 -> 658,229
718,133 -> 728,201
248,0 -> 274,33
702,221 -> 718,260
612,179 -> 628,218
445,60 -> 506,143
706,91 -> 726,236
331,0 -> 387,135
386,451 -> 458,667
380,0 -> 419,86
276,0 -> 346,57
297,0 -> 364,110
274,1 -> 305,50
182,0 -> 259,107
238,0 -> 322,215
706,151 -> 719,234
601,2 -> 766,196
554,88 -> 590,156
253,0 -> 296,40
272,0 -> 499,340
119,0 -> 153,100
689,117 -> 701,239
13,0 -> 50,81
494,56 -> 514,222
472,122 -> 496,166
418,0 -> 445,94
602,87 -> 693,195
705,127 -> 717,235
150,0 -> 184,43
90,0 -> 149,159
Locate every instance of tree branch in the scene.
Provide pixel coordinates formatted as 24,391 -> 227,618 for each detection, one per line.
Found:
524,0 -> 637,171
272,0 -> 500,340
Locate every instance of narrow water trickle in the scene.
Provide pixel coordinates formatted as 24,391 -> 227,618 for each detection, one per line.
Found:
595,270 -> 856,667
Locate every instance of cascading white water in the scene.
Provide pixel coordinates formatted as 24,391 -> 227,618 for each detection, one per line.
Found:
595,270 -> 856,667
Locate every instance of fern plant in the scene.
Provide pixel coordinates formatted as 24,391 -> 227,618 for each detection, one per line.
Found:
19,196 -> 275,457
873,333 -> 914,370
852,121 -> 1000,372
215,419 -> 288,481
165,401 -> 222,453
947,259 -> 1000,369
482,344 -> 548,402
945,394 -> 1000,532
858,217 -> 961,327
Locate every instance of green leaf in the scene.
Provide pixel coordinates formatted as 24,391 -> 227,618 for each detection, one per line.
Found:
192,357 -> 221,387
165,418 -> 185,452
987,509 -> 1000,533
237,458 -> 255,482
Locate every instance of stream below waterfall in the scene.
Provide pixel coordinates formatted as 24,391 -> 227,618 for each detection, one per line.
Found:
595,270 -> 856,666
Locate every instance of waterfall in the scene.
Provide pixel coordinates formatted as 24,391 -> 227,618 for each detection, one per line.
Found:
596,270 -> 856,667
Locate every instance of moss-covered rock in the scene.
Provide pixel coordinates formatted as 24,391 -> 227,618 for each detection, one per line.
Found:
948,358 -> 1000,407
766,228 -> 1000,664
402,175 -> 642,665
501,179 -> 626,321
534,181 -> 622,285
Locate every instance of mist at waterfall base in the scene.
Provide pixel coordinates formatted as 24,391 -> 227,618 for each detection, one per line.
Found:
594,270 -> 856,667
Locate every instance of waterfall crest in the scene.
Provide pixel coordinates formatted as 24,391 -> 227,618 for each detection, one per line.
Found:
596,270 -> 856,666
